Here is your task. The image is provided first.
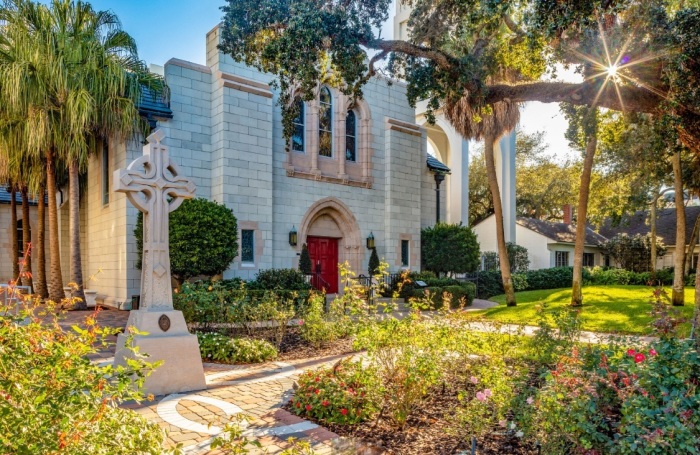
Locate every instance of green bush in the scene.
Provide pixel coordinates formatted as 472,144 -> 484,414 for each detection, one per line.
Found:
299,294 -> 353,348
585,266 -> 675,286
247,268 -> 312,291
601,233 -> 666,273
299,243 -> 312,275
290,359 -> 380,425
409,283 -> 476,309
136,198 -> 238,283
421,223 -> 480,276
0,302 -> 165,454
196,333 -> 278,363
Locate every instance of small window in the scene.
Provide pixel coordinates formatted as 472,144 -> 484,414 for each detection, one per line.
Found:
555,251 -> 569,268
241,230 -> 255,263
291,99 -> 305,152
346,110 -> 356,162
401,240 -> 409,267
583,253 -> 595,267
604,254 -> 611,267
102,141 -> 109,205
318,87 -> 332,157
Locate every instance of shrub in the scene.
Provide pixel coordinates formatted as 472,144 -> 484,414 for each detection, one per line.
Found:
0,301 -> 165,454
197,333 -> 278,363
481,242 -> 530,273
299,244 -> 312,275
135,198 -> 238,283
444,284 -> 476,308
300,294 -> 353,348
247,268 -> 312,291
421,223 -> 480,276
368,248 -> 380,275
290,359 -> 380,425
601,233 -> 666,273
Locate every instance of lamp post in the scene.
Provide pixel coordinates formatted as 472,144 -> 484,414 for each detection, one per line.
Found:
434,172 -> 446,224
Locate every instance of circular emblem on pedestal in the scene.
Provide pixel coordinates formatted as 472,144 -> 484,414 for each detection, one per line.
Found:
158,314 -> 171,332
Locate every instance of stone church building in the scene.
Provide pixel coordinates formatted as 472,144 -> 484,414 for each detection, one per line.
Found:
61,25 -> 449,308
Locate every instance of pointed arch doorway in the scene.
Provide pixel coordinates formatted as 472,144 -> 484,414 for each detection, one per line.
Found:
299,197 -> 363,294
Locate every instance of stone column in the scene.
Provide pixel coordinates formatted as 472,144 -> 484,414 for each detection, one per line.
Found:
308,100 -> 320,174
495,129 -> 517,244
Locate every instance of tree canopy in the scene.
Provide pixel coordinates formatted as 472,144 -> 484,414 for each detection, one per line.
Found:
221,0 -> 700,154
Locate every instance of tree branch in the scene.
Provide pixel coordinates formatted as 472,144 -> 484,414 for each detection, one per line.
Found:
363,38 -> 457,70
483,81 -> 664,114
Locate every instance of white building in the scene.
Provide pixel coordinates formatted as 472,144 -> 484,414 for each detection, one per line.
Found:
55,25 -> 449,308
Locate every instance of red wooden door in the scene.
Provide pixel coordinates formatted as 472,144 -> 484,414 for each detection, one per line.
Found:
306,236 -> 339,293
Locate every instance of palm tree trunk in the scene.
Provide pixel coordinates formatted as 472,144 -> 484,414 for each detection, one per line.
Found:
484,133 -> 516,306
571,133 -> 597,307
9,182 -> 19,280
672,151 -> 685,306
20,187 -> 33,289
69,160 -> 86,308
35,184 -> 48,299
684,212 -> 699,275
46,150 -> 64,303
694,260 -> 700,352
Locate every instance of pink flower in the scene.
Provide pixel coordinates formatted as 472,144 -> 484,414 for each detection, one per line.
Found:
476,391 -> 486,402
649,348 -> 657,356
298,320 -> 304,326
634,353 -> 646,363
483,389 -> 493,398
526,397 -> 534,405
340,408 -> 348,415
627,349 -> 636,356
470,376 -> 479,384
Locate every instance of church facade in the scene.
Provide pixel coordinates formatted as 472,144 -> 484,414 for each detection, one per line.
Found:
73,25 -> 446,308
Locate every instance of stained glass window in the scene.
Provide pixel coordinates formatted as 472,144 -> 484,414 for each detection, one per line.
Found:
319,87 -> 332,157
291,98 -> 304,152
346,110 -> 356,162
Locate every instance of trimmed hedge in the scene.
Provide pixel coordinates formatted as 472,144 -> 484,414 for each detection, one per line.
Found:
474,266 -> 681,299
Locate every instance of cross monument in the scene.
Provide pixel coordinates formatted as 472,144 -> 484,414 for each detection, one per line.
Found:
113,128 -> 206,395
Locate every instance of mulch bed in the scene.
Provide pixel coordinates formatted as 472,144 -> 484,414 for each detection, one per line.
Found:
285,381 -> 539,455
277,328 -> 357,361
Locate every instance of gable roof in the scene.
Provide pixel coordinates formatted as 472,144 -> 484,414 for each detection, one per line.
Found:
516,216 -> 608,246
599,206 -> 700,247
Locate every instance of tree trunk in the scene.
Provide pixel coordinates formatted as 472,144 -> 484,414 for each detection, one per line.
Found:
35,184 -> 48,299
571,133 -> 597,307
484,133 -> 516,306
695,258 -> 700,352
20,187 -> 33,289
650,192 -> 660,277
9,182 -> 19,280
684,211 -> 699,276
46,150 -> 64,303
672,151 -> 686,306
69,160 -> 86,308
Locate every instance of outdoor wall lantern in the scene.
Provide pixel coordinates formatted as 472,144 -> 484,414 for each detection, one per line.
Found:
289,226 -> 298,246
366,232 -> 375,249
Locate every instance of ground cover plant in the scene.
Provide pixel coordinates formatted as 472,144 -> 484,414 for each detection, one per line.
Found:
483,286 -> 695,335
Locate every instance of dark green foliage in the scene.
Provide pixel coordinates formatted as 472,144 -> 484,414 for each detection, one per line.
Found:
601,233 -> 666,273
247,268 -> 312,291
482,243 -> 530,273
585,266 -> 675,286
196,333 -> 278,363
368,248 -> 380,275
299,244 -> 312,274
409,282 -> 476,309
421,223 -> 480,276
135,198 -> 238,283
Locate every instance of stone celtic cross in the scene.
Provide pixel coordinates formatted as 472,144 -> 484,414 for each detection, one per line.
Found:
114,128 -> 196,310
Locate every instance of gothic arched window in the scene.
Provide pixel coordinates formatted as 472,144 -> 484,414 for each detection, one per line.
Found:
318,87 -> 332,157
345,110 -> 357,162
291,98 -> 305,152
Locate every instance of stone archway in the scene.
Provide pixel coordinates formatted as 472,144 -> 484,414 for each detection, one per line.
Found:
298,198 -> 363,287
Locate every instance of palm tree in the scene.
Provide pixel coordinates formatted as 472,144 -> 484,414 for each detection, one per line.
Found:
0,0 -> 166,307
446,99 -> 520,306
671,150 -> 685,306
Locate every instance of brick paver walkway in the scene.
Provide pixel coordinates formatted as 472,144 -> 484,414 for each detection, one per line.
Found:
59,308 -> 353,454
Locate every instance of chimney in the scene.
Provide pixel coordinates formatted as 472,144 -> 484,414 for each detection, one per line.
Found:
563,204 -> 573,224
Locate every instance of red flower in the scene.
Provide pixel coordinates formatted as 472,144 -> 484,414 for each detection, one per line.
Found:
305,404 -> 312,411
627,349 -> 636,356
649,348 -> 657,356
296,402 -> 301,408
634,353 -> 646,363
322,400 -> 329,407
622,377 -> 630,386
315,377 -> 320,382
340,408 -> 348,415
314,389 -> 320,394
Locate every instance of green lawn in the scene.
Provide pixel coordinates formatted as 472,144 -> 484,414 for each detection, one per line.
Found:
482,285 -> 695,335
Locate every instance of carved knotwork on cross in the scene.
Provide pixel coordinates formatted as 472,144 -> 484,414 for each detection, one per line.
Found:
114,128 -> 196,310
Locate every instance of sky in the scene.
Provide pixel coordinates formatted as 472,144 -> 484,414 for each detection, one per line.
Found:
76,0 -> 577,161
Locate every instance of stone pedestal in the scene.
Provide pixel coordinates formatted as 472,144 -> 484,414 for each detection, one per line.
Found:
114,309 -> 206,396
